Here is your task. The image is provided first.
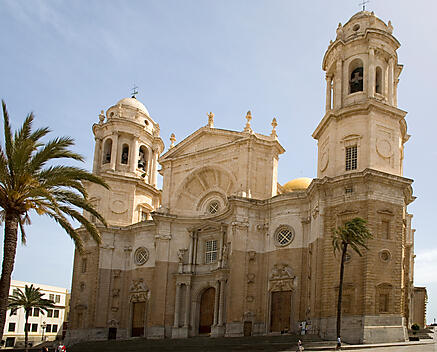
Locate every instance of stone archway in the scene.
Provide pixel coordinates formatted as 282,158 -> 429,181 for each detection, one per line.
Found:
199,287 -> 215,334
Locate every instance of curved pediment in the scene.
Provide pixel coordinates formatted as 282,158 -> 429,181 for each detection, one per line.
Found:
172,165 -> 237,216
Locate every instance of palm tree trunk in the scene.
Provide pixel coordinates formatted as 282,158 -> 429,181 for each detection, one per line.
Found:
25,310 -> 29,352
336,242 -> 348,341
0,212 -> 19,341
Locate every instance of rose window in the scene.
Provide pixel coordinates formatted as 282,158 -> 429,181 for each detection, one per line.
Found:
134,247 -> 149,266
274,226 -> 295,247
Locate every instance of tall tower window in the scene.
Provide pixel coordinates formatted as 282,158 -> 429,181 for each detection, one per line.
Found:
345,146 -> 358,171
349,59 -> 364,94
121,144 -> 129,164
138,146 -> 148,171
103,139 -> 112,164
375,66 -> 382,94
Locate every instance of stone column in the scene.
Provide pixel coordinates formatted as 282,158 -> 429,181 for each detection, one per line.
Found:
368,48 -> 375,98
110,133 -> 119,171
388,57 -> 395,105
213,281 -> 220,326
334,58 -> 343,109
129,139 -> 139,173
218,279 -> 226,326
152,148 -> 159,187
92,138 -> 101,173
183,284 -> 191,327
325,75 -> 332,112
187,232 -> 194,273
173,283 -> 181,327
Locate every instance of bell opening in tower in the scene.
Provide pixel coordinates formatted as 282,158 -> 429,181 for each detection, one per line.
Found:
349,58 -> 364,94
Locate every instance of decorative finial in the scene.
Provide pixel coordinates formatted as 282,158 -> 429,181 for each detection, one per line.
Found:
336,23 -> 344,40
244,110 -> 253,133
387,20 -> 393,34
99,110 -> 105,124
207,112 -> 214,128
170,133 -> 176,149
131,84 -> 139,99
271,118 -> 278,138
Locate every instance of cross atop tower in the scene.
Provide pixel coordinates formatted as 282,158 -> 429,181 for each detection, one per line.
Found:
131,85 -> 139,98
359,0 -> 369,11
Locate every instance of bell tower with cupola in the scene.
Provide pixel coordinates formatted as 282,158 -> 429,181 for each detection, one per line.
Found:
88,96 -> 164,227
313,11 -> 409,179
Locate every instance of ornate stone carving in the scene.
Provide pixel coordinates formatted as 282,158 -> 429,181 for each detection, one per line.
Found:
177,248 -> 187,263
247,273 -> 255,284
130,278 -> 149,293
108,319 -> 119,328
269,264 -> 296,292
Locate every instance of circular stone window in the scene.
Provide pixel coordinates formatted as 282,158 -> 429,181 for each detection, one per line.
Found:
274,226 -> 295,247
134,247 -> 149,266
207,200 -> 220,214
353,24 -> 360,31
379,249 -> 391,263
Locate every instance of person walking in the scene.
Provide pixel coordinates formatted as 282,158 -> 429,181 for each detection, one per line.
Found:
336,337 -> 341,350
296,339 -> 304,351
57,342 -> 66,352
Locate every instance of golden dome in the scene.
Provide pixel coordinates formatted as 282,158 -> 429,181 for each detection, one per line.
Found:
283,177 -> 312,192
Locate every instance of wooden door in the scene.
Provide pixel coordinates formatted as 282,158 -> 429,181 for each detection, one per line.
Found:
243,321 -> 252,336
131,302 -> 146,337
108,327 -> 117,340
270,291 -> 292,332
199,287 -> 215,334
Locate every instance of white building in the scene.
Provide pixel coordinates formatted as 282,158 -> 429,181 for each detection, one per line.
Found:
2,280 -> 68,349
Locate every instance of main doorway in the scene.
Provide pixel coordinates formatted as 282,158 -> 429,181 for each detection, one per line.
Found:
131,302 -> 146,337
199,287 -> 215,334
270,291 -> 292,332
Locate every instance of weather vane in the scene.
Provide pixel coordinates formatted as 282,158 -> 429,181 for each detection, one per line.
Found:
131,84 -> 139,98
359,0 -> 369,11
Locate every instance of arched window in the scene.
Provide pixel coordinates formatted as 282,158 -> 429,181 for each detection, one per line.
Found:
102,139 -> 112,164
349,59 -> 364,94
375,66 -> 382,94
138,146 -> 148,171
121,144 -> 129,164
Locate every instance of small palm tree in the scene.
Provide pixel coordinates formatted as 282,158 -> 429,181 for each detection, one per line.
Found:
8,285 -> 56,352
0,101 -> 109,340
332,217 -> 372,346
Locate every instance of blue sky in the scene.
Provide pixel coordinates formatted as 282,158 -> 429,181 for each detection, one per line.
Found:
1,0 -> 436,324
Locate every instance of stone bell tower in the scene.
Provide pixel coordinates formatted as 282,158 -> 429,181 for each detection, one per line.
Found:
313,11 -> 409,178
88,96 -> 164,226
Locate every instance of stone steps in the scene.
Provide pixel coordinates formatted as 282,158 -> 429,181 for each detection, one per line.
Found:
68,334 -> 330,352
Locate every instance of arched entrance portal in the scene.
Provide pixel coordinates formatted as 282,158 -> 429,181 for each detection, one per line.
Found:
199,287 -> 215,334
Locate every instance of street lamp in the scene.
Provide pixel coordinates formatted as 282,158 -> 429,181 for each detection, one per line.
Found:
41,321 -> 47,341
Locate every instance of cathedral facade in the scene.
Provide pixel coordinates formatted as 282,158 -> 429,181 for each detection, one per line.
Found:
67,11 -> 426,344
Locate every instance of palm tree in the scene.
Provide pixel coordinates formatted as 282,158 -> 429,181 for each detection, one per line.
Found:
0,100 -> 108,340
332,217 -> 372,346
8,285 -> 56,352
